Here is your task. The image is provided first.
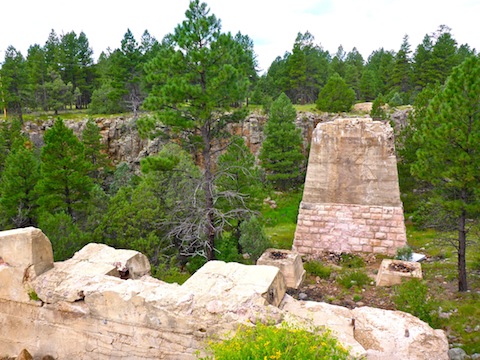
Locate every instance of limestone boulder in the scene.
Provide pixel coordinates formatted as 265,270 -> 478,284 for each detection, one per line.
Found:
0,227 -> 53,276
32,243 -> 151,303
0,228 -> 54,303
352,306 -> 449,360
0,236 -> 449,360
281,295 -> 366,358
0,265 -> 32,303
181,260 -> 287,308
281,295 -> 449,360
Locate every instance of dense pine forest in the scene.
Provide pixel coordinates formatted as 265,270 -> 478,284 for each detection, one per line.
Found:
0,0 -> 479,296
0,18 -> 474,118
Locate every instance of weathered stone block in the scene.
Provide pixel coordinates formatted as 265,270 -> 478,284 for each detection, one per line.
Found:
375,259 -> 422,287
0,227 -> 53,276
257,249 -> 305,290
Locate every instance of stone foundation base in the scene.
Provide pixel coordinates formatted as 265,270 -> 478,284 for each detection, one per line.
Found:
375,259 -> 422,287
293,202 -> 407,256
257,249 -> 306,289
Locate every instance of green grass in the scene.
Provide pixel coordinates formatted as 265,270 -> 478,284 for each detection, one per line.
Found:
262,190 -> 302,249
404,224 -> 480,354
337,269 -> 371,289
262,190 -> 302,226
294,104 -> 319,113
265,223 -> 296,249
304,261 -> 332,279
443,295 -> 480,354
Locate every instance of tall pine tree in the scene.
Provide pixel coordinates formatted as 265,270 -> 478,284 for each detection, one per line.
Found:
0,141 -> 40,228
412,56 -> 480,292
141,0 -> 254,260
260,93 -> 305,190
36,118 -> 93,220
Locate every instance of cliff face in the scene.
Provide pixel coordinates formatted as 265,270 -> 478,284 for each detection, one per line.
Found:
22,111 -> 327,168
21,108 -> 409,169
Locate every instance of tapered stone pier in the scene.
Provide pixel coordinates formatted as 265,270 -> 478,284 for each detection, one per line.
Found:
293,118 -> 407,256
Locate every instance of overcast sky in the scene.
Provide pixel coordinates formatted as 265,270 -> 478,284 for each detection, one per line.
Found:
1,0 -> 478,73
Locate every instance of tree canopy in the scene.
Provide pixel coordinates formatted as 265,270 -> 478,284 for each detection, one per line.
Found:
412,56 -> 480,292
140,0 -> 255,260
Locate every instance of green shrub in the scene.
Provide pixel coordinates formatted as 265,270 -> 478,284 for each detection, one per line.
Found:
393,278 -> 437,327
353,294 -> 362,302
395,245 -> 413,261
340,253 -> 365,268
216,234 -> 242,263
370,94 -> 387,120
239,216 -> 271,262
28,290 -> 40,301
304,261 -> 332,279
337,269 -> 371,289
186,256 -> 207,274
152,258 -> 190,285
316,73 -> 356,113
198,322 -> 350,360
388,91 -> 403,107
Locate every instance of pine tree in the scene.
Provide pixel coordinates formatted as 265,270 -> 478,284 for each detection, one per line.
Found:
36,118 -> 93,220
216,136 -> 262,245
260,93 -> 305,190
412,56 -> 480,292
141,0 -> 253,260
0,46 -> 29,120
44,70 -> 73,114
216,136 -> 262,210
429,27 -> 458,85
412,34 -> 434,90
0,141 -> 40,228
316,73 -> 356,113
365,48 -> 395,96
26,44 -> 49,110
81,119 -> 110,183
392,35 -> 412,95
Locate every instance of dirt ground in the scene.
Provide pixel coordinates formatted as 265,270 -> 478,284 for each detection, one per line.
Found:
286,252 -> 461,311
285,253 -> 393,309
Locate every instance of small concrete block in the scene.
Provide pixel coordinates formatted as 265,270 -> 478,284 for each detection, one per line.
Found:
257,249 -> 306,289
376,259 -> 422,287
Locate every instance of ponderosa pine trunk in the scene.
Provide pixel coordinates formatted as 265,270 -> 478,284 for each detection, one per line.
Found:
202,123 -> 216,260
458,209 -> 468,292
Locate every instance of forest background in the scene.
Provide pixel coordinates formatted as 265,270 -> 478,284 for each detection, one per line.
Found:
0,1 -> 478,294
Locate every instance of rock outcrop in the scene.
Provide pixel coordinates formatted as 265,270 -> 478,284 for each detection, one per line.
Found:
0,227 -> 448,359
22,111 -> 325,169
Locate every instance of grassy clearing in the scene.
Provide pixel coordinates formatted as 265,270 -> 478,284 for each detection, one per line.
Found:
265,223 -> 296,250
404,225 -> 480,354
262,190 -> 302,249
261,190 -> 302,227
294,104 -> 319,113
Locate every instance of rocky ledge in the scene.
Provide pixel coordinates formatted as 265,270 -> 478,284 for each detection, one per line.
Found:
0,227 -> 447,359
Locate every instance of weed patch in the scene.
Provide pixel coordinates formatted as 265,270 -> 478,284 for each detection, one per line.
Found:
340,253 -> 365,268
393,279 -> 438,327
304,261 -> 332,279
337,269 -> 370,289
198,321 -> 350,360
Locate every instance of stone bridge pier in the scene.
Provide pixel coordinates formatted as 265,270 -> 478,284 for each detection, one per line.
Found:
293,118 -> 407,256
